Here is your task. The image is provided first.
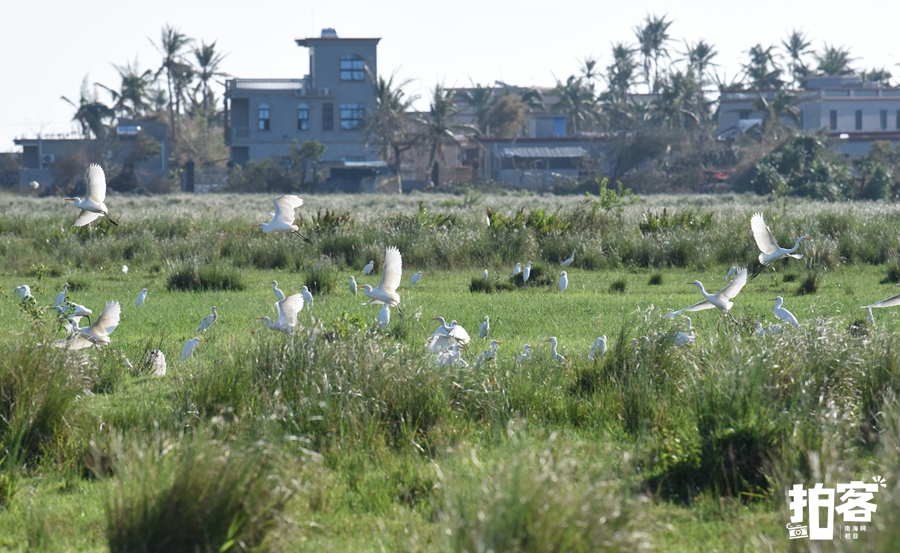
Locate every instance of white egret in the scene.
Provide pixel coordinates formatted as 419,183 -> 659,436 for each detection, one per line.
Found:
146,349 -> 167,376
54,283 -> 70,307
665,268 -> 748,317
359,246 -> 402,308
771,296 -> 800,328
121,265 -> 128,275
479,316 -> 490,338
377,303 -> 390,329
523,261 -> 532,284
476,340 -> 502,366
561,249 -> 576,267
517,344 -> 533,362
545,336 -> 567,363
750,212 -> 810,276
182,337 -> 201,361
254,195 -> 310,243
559,271 -> 568,292
674,317 -> 696,346
754,322 -> 766,337
427,317 -> 470,351
349,275 -> 358,295
13,285 -> 32,300
362,260 -> 375,276
258,293 -> 305,335
863,293 -> 900,310
53,300 -> 120,349
482,269 -> 489,279
726,266 -> 739,281
301,286 -> 314,309
66,301 -> 93,325
589,336 -> 607,360
410,271 -> 422,286
513,263 -> 522,276
135,288 -> 148,308
272,280 -> 285,301
65,164 -> 118,226
196,306 -> 218,332
435,344 -> 468,367
53,306 -> 81,335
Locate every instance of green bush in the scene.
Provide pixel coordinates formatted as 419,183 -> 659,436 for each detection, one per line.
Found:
166,263 -> 246,292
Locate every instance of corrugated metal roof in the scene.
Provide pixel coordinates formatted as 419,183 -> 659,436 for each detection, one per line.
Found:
499,146 -> 587,158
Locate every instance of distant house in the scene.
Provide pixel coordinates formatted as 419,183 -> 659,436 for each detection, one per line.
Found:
478,136 -> 604,189
223,28 -> 379,171
718,75 -> 900,155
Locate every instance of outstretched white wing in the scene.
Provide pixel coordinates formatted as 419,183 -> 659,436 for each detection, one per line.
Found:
378,246 -> 402,294
716,268 -> 748,301
865,293 -> 900,309
75,210 -> 102,226
89,301 -> 121,338
751,213 -> 779,255
86,164 -> 107,204
273,195 -> 303,226
665,299 -> 715,317
276,293 -> 305,327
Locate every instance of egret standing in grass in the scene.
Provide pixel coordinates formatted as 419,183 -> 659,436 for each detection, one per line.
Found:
665,268 -> 748,317
559,271 -> 568,292
65,164 -> 118,226
866,306 -> 876,326
482,269 -> 489,279
362,260 -> 374,276
182,337 -> 201,361
674,317 -> 696,346
750,213 -> 810,277
272,280 -> 285,300
479,316 -> 490,338
771,296 -> 800,328
517,344 -> 533,362
13,285 -> 32,300
377,303 -> 390,329
523,261 -> 532,284
561,249 -> 575,267
254,195 -> 311,243
545,336 -> 567,363
359,246 -> 402,309
427,317 -> 470,351
258,293 -> 305,335
726,266 -> 739,281
301,286 -> 314,309
135,288 -> 148,308
54,283 -> 70,307
196,306 -> 218,332
64,301 -> 93,325
121,265 -> 128,276
513,263 -> 522,276
589,336 -> 607,360
349,276 -> 358,295
410,271 -> 422,286
146,350 -> 167,376
476,340 -> 502,366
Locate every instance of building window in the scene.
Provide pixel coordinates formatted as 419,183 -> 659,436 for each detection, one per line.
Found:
829,110 -> 837,130
881,110 -> 889,131
297,104 -> 309,131
340,103 -> 365,130
258,104 -> 270,131
322,103 -> 334,130
855,110 -> 863,130
340,55 -> 365,81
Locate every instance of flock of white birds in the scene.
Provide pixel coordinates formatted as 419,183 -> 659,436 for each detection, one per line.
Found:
14,163 -> 900,372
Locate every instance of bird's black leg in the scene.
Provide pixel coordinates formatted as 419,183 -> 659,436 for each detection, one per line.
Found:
104,212 -> 119,226
292,230 -> 312,243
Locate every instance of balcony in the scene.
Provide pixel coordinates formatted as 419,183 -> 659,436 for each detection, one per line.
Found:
230,127 -> 250,141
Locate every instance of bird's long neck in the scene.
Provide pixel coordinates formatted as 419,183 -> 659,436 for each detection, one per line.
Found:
789,237 -> 803,253
774,298 -> 784,309
693,282 -> 709,297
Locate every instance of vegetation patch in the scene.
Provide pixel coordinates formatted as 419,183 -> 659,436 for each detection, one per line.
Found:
166,263 -> 246,292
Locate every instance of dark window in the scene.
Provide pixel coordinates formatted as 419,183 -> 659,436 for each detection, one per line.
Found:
297,104 -> 309,131
258,104 -> 270,131
829,110 -> 837,130
855,110 -> 863,130
340,55 -> 365,81
882,110 -> 889,130
322,103 -> 334,130
340,103 -> 365,130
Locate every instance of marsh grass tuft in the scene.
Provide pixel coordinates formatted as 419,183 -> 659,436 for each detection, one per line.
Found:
167,263 -> 246,292
469,277 -> 515,293
648,273 -> 663,286
609,278 -> 627,293
796,271 -> 820,295
882,260 -> 900,284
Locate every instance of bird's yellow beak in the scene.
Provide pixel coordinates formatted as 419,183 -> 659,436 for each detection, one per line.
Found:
64,197 -> 73,202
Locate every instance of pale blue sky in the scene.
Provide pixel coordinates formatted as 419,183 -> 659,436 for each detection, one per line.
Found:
1,0 -> 898,151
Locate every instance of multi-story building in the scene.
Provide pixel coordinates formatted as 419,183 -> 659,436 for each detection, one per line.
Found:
718,75 -> 900,155
223,29 -> 379,167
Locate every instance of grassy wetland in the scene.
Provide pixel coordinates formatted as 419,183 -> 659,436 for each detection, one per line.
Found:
3,190 -> 900,551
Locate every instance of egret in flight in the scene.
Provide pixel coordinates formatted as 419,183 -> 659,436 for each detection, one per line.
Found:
410,271 -> 422,286
545,336 -> 567,363
65,164 -> 118,226
359,246 -> 402,308
272,280 -> 285,301
665,268 -> 748,317
561,249 -> 575,267
589,336 -> 607,361
750,213 -> 810,277
479,316 -> 490,338
863,293 -> 900,310
182,338 -> 201,361
254,195 -> 310,243
196,306 -> 218,332
53,300 -> 120,349
349,276 -> 358,295
771,296 -> 800,328
136,288 -> 148,308
258,293 -> 305,335
559,271 -> 568,292
362,260 -> 375,276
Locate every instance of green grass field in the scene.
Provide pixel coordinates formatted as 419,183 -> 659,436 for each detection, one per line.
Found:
2,191 -> 900,551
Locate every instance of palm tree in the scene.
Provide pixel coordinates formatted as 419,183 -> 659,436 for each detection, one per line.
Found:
781,29 -> 812,89
634,14 -> 673,93
192,40 -> 228,118
651,69 -> 708,130
150,24 -> 193,136
815,44 -> 855,76
454,83 -> 495,134
61,76 -> 114,139
861,68 -> 893,87
97,58 -> 157,118
753,91 -> 802,133
362,70 -> 419,171
421,84 -> 477,183
681,39 -> 717,86
580,56 -> 600,87
743,44 -> 784,89
551,75 -> 601,135
604,42 -> 638,103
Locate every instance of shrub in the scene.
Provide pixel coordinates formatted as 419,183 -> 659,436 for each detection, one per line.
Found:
648,273 -> 663,286
167,263 -> 246,292
303,257 -> 338,295
609,278 -> 627,293
796,271 -> 820,295
469,277 -> 515,293
883,260 -> 900,284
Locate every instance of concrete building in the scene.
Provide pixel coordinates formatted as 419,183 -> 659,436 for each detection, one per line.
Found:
718,75 -> 900,155
223,29 -> 379,168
